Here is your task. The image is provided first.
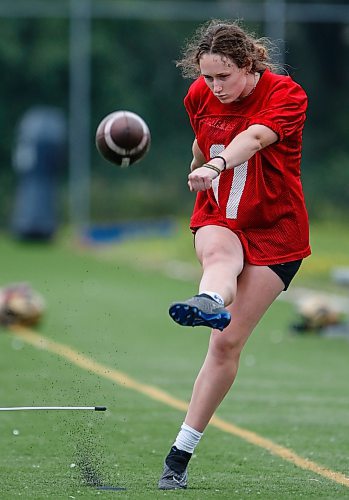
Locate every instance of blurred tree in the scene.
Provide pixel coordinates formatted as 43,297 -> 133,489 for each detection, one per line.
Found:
0,3 -> 348,225
286,20 -> 349,219
0,17 -> 68,227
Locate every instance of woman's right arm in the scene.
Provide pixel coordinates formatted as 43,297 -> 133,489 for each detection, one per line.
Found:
190,138 -> 206,171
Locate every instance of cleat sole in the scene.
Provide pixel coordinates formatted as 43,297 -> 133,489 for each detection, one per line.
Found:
169,303 -> 230,331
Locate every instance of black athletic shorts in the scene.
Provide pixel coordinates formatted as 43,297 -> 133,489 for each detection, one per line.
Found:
268,259 -> 303,291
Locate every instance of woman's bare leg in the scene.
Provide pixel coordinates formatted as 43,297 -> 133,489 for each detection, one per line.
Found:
194,225 -> 244,306
185,262 -> 285,431
159,227 -> 285,489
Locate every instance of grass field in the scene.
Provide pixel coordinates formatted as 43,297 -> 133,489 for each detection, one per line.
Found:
0,220 -> 349,498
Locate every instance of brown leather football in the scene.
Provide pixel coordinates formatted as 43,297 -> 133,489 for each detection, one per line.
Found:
96,110 -> 151,166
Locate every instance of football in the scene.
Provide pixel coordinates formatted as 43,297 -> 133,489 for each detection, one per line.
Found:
297,295 -> 341,330
95,110 -> 151,167
0,283 -> 45,327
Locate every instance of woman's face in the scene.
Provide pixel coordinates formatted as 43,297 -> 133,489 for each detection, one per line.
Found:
199,53 -> 250,103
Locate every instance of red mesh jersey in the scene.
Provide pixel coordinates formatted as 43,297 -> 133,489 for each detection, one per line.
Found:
185,69 -> 311,265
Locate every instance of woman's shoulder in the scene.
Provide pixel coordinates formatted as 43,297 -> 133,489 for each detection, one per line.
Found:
186,76 -> 208,96
184,76 -> 210,111
262,69 -> 307,95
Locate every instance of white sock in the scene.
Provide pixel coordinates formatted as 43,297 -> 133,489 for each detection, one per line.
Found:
200,290 -> 224,306
173,422 -> 203,454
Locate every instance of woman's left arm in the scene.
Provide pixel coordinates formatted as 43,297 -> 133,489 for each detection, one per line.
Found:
217,124 -> 278,169
188,124 -> 278,192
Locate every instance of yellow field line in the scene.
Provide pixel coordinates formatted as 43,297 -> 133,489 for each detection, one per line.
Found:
10,326 -> 349,488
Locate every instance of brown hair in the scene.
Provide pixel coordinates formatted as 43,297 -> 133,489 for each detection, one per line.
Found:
176,19 -> 279,78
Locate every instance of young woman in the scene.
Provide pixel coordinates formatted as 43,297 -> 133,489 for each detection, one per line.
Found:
158,19 -> 310,490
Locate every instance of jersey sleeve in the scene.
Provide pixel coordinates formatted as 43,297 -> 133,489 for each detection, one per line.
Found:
184,78 -> 206,135
248,79 -> 308,141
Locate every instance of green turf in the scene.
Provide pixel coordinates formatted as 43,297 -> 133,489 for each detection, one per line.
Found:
0,223 -> 349,498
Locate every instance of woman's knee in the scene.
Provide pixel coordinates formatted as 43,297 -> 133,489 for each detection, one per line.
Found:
209,331 -> 245,363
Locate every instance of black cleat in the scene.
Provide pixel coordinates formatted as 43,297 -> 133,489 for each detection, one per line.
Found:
158,463 -> 188,490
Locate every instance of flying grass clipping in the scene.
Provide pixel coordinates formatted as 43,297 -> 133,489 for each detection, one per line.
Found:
95,110 -> 151,167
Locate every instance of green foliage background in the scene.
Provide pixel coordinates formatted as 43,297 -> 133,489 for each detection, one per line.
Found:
0,1 -> 349,227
